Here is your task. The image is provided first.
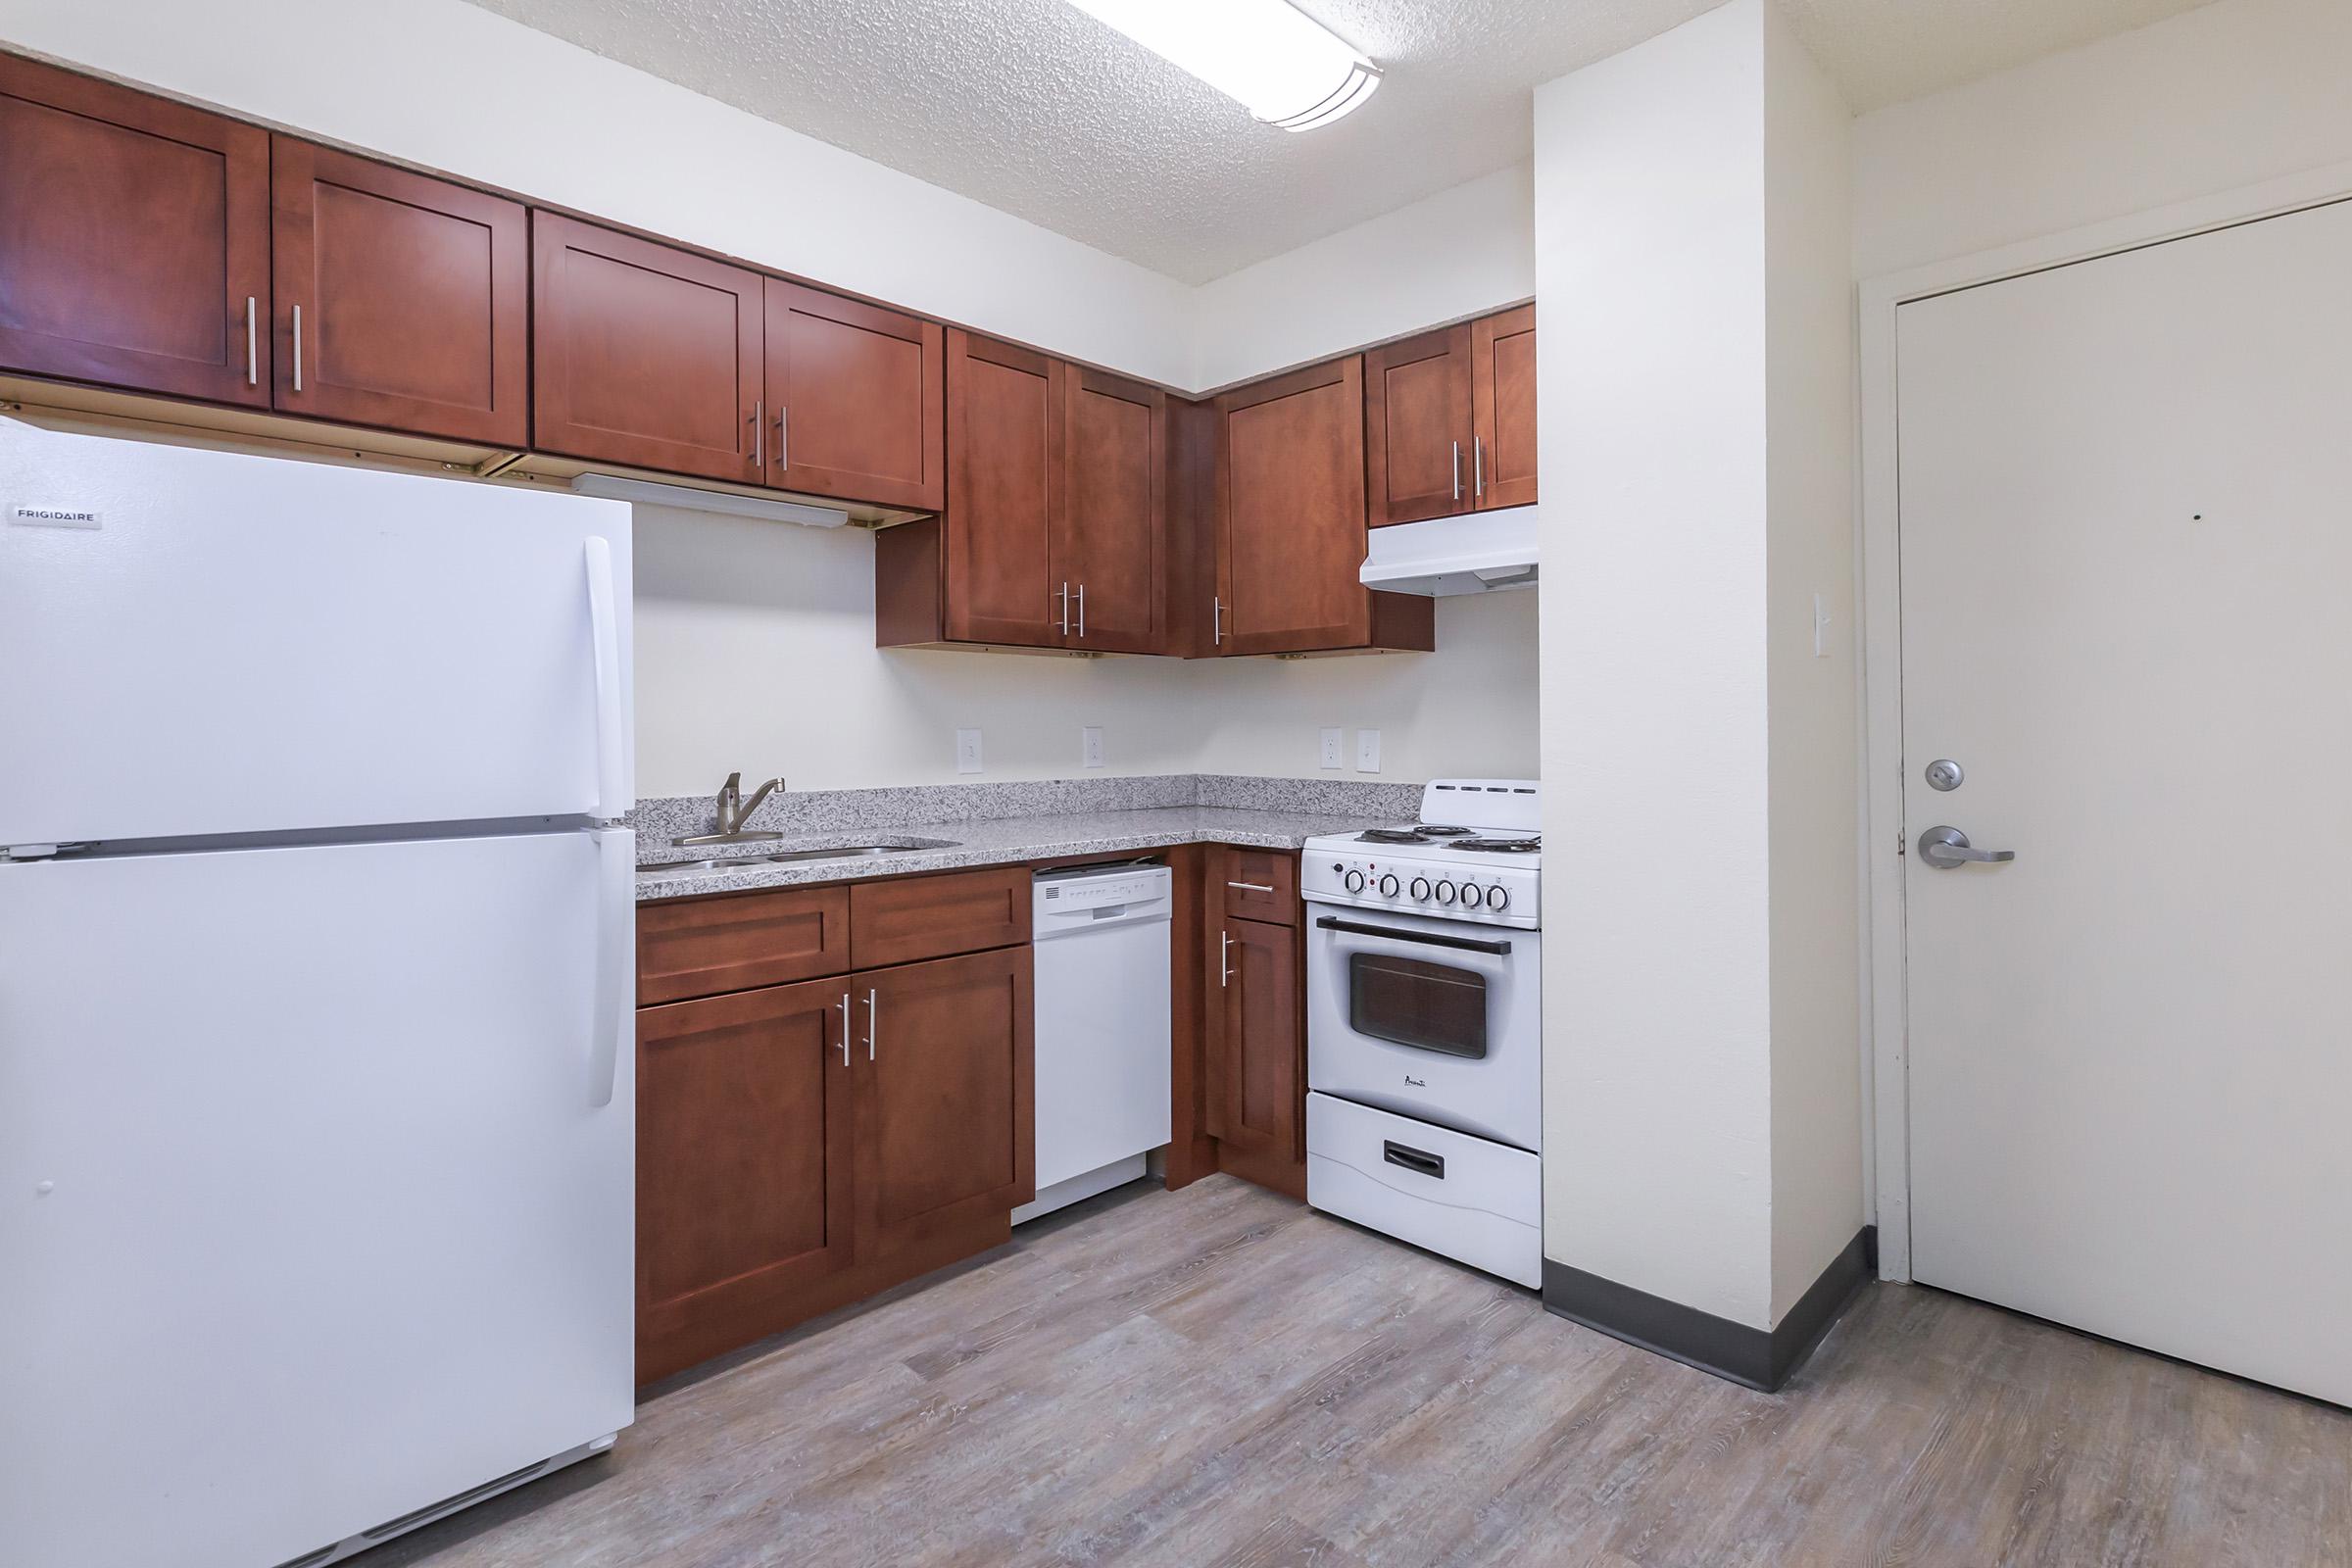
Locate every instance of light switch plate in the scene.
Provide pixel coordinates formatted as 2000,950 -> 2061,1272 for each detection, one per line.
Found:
956,728 -> 983,774
1082,726 -> 1105,769
1355,729 -> 1382,773
1319,728 -> 1344,769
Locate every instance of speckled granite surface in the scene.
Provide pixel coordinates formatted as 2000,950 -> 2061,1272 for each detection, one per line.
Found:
629,774 -> 1414,902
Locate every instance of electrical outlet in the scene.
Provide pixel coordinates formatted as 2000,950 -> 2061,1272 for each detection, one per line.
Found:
1082,726 -> 1105,769
1355,728 -> 1382,773
1319,727 -> 1344,769
955,728 -> 983,774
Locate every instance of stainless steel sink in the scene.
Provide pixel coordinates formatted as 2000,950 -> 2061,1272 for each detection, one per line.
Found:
637,838 -> 959,875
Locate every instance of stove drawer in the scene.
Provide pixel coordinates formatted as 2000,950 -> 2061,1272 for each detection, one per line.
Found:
1305,1092 -> 1541,1288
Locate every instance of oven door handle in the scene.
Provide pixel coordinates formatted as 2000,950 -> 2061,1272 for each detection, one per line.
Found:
1313,915 -> 1512,956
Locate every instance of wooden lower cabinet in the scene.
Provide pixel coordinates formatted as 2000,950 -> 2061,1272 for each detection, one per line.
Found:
634,920 -> 1034,1383
637,978 -> 857,1383
1201,849 -> 1307,1200
856,947 -> 1036,1255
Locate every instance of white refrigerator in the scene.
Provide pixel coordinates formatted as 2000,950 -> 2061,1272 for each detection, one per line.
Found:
0,421 -> 638,1568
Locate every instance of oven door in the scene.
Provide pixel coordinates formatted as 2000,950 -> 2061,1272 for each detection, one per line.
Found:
1304,901 -> 1541,1152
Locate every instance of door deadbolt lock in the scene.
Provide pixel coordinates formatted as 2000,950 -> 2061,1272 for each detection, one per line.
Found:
1925,759 -> 1965,792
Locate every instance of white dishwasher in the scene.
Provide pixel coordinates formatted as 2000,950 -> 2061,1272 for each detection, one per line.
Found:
1015,862 -> 1174,1223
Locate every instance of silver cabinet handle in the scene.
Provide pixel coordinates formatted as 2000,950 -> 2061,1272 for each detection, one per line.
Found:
865,987 -> 878,1060
1450,440 -> 1461,501
1220,929 -> 1233,987
291,304 -> 303,393
1917,825 -> 2016,870
1226,880 -> 1274,894
1212,596 -> 1224,646
776,404 -> 788,470
839,993 -> 851,1066
1076,582 -> 1085,639
752,398 -> 762,470
245,297 -> 258,386
1474,435 -> 1485,499
1056,582 -> 1070,637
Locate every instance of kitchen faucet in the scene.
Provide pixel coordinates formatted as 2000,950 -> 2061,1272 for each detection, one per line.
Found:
673,771 -> 788,846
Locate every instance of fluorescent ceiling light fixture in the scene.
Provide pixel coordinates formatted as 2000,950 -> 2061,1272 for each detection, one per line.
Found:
1065,0 -> 1382,131
568,472 -> 850,527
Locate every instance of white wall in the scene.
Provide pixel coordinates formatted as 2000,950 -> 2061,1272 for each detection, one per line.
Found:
1853,0 -> 2352,279
1761,1 -> 1862,1322
635,503 -> 1539,798
1192,163 -> 1537,393
1536,0 -> 1777,1327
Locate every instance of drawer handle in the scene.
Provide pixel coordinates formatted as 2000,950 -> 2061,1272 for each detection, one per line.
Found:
1384,1141 -> 1445,1180
839,992 -> 851,1066
1226,880 -> 1275,894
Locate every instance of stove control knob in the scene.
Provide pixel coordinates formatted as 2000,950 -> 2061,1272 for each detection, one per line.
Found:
1344,868 -> 1366,894
1377,873 -> 1399,898
1433,879 -> 1457,905
1486,884 -> 1511,912
1408,877 -> 1432,902
1459,883 -> 1486,908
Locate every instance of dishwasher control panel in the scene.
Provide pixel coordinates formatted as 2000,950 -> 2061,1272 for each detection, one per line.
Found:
1036,865 -> 1171,917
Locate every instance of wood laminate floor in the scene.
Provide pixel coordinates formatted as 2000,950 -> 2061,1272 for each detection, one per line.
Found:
368,1175 -> 2350,1568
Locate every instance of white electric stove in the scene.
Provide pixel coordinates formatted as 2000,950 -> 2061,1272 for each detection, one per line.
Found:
1300,779 -> 1544,1288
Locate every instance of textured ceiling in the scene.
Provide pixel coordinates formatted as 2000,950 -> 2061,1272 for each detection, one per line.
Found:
463,0 -> 2217,284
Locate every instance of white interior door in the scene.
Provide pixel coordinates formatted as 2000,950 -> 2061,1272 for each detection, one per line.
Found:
1897,198 -> 2352,1405
0,829 -> 635,1568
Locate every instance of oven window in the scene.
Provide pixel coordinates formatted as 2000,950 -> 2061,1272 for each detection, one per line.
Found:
1349,953 -> 1488,1058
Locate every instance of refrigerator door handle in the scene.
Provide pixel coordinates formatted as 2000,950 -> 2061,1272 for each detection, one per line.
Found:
588,827 -> 633,1108
584,537 -> 625,820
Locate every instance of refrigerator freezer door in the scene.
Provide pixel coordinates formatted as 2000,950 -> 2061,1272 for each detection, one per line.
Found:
0,829 -> 634,1568
0,420 -> 632,844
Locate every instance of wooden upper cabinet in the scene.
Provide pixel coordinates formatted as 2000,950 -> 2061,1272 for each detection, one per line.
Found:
1473,304 -> 1538,511
270,140 -> 527,445
1214,357 -> 1375,656
1054,367 -> 1165,654
942,330 -> 1062,646
1365,323 -> 1475,527
0,55 -> 270,406
532,212 -> 762,483
636,978 -> 857,1383
763,279 -> 943,511
855,947 -> 1035,1258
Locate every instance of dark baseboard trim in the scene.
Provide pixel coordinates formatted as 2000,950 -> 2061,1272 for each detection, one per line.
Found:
1541,1225 -> 1877,1393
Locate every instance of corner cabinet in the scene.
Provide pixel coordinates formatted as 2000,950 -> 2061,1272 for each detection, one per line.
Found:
876,331 -> 1169,654
633,868 -> 1034,1383
1211,358 -> 1434,657
1364,305 -> 1537,527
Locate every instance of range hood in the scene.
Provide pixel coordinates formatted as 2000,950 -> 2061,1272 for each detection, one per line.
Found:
1359,504 -> 1540,596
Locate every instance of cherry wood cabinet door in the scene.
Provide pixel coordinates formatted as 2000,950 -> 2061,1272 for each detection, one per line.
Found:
943,330 -> 1062,646
1214,357 -> 1372,656
636,977 -> 857,1381
1472,304 -> 1538,511
0,55 -> 269,406
1054,367 -> 1165,654
532,212 -> 763,483
1205,912 -> 1302,1165
848,866 -> 1030,971
270,140 -> 527,445
854,947 -> 1035,1257
636,884 -> 852,1005
1364,323 -> 1474,527
764,278 -> 943,511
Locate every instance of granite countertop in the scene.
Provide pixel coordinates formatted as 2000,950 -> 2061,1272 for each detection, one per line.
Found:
631,802 -> 1381,901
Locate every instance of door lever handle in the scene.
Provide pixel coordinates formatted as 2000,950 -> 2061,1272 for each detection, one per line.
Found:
1917,825 -> 2016,869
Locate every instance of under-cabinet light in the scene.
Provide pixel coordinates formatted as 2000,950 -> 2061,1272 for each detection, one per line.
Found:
567,472 -> 851,527
1064,0 -> 1382,131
